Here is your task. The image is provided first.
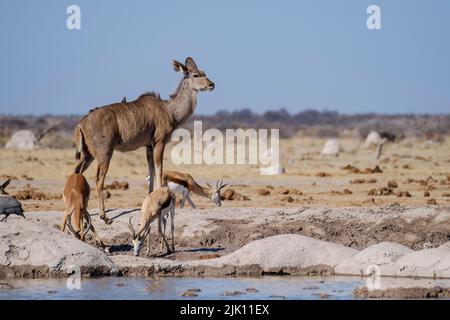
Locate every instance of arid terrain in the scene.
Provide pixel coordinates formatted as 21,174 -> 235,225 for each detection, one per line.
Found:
1,133 -> 449,212
1,131 -> 450,298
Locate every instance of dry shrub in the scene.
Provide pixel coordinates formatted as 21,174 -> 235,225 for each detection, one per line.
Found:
387,180 -> 398,188
105,181 -> 129,190
316,172 -> 332,177
258,188 -> 270,196
368,187 -> 393,196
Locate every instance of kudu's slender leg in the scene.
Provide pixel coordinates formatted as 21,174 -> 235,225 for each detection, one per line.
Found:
146,146 -> 155,194
95,159 -> 112,225
153,143 -> 165,192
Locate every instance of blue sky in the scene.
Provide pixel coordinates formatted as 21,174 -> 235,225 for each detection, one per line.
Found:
0,0 -> 449,115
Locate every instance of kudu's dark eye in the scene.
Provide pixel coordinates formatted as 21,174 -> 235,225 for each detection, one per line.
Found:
193,74 -> 199,78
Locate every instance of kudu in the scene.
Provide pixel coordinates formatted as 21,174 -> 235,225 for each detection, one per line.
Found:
128,187 -> 176,256
73,57 -> 214,224
146,170 -> 227,209
61,173 -> 106,250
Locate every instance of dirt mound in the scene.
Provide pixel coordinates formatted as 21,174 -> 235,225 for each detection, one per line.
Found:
0,219 -> 114,278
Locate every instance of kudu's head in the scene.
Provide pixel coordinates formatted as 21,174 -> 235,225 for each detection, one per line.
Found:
128,217 -> 149,256
172,57 -> 215,92
207,180 -> 228,207
0,179 -> 11,195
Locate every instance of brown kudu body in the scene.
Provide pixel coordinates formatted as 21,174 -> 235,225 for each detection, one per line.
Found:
73,57 -> 214,224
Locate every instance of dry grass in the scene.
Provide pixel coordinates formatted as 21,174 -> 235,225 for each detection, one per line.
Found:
1,134 -> 450,211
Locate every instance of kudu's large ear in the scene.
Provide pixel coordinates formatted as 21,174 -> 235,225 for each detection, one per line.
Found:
185,57 -> 198,71
172,60 -> 188,74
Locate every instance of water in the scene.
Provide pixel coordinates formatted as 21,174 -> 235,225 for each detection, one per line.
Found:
0,276 -> 364,300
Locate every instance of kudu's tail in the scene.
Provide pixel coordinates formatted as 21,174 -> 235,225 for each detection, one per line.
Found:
74,125 -> 84,161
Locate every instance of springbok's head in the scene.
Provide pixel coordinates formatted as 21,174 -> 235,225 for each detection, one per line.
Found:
208,180 -> 228,207
128,217 -> 148,256
0,179 -> 11,195
172,57 -> 215,92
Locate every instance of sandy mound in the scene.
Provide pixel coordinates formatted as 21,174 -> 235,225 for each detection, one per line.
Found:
335,242 -> 412,276
394,246 -> 450,278
0,219 -> 114,277
5,130 -> 39,150
198,234 -> 357,270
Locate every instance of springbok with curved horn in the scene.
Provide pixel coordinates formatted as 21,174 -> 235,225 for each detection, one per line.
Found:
61,173 -> 106,250
74,57 -> 214,225
128,187 -> 176,256
146,170 -> 228,209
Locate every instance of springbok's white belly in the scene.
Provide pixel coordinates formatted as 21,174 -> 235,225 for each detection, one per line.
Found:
167,182 -> 187,194
146,176 -> 187,194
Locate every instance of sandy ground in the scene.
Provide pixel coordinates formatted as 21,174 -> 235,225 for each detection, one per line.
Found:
0,135 -> 449,212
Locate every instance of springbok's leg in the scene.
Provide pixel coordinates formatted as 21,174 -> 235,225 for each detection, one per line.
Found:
60,209 -> 70,231
95,159 -> 112,225
153,142 -> 165,192
180,192 -> 186,208
160,213 -> 167,250
146,226 -> 151,257
186,194 -> 197,209
170,206 -> 175,251
146,146 -> 155,194
158,215 -> 170,254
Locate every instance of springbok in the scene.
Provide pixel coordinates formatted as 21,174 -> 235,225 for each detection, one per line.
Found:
128,187 -> 176,256
73,57 -> 214,224
61,173 -> 106,250
146,170 -> 227,209
0,178 -> 25,222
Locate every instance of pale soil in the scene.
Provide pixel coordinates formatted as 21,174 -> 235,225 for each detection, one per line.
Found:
0,135 -> 449,212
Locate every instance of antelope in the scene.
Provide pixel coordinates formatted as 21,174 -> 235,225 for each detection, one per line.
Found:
73,57 -> 214,224
61,173 -> 106,250
0,178 -> 25,222
146,170 -> 227,209
128,187 -> 176,256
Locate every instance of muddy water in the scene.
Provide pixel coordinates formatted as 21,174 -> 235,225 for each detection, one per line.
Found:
0,276 -> 365,300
